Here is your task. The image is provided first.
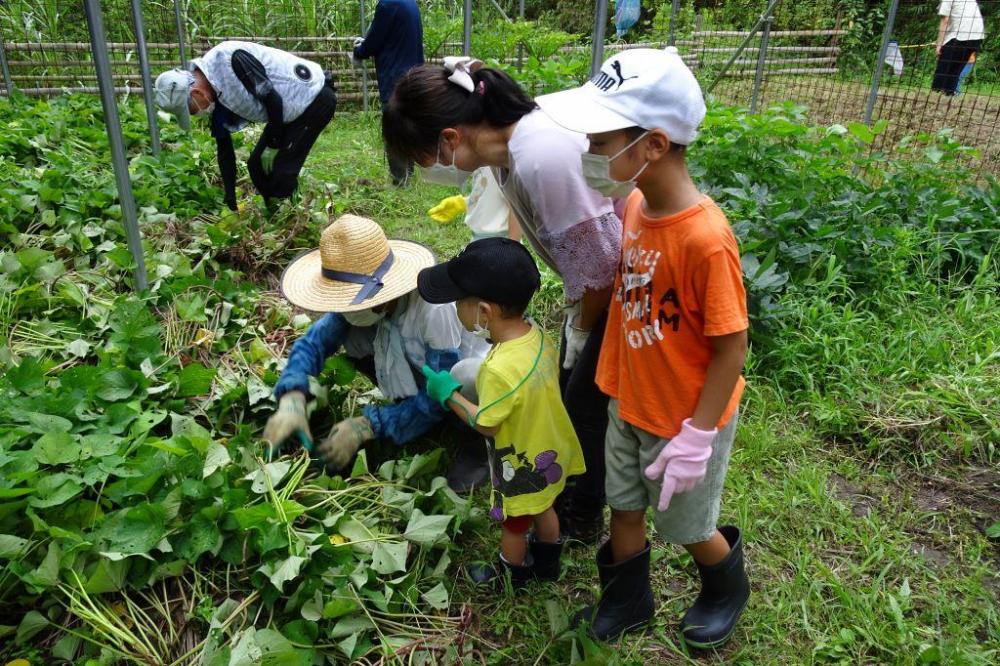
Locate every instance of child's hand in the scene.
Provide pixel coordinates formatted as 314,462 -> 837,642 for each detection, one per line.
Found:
421,365 -> 463,407
428,195 -> 467,223
644,419 -> 717,511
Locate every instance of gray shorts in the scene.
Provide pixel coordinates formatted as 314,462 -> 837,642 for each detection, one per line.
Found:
605,399 -> 738,545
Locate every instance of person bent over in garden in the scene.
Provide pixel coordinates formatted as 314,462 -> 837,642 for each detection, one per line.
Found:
417,238 -> 585,587
155,41 -> 337,211
537,47 -> 750,647
264,214 -> 491,492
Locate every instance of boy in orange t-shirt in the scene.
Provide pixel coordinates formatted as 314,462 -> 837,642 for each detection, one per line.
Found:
537,48 -> 749,647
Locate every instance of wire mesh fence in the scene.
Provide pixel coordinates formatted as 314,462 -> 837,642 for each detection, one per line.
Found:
676,0 -> 1000,173
2,1 -> 999,172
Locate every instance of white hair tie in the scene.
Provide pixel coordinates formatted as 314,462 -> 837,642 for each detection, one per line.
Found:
443,56 -> 483,93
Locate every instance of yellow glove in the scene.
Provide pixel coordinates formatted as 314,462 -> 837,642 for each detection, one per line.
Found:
428,195 -> 467,223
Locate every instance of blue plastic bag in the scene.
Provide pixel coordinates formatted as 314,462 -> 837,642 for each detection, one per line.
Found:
615,0 -> 641,39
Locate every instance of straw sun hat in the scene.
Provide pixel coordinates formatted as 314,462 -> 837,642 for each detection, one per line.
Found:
281,215 -> 435,313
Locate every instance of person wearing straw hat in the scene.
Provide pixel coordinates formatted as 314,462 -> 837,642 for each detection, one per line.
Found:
264,214 -> 491,491
154,41 -> 337,211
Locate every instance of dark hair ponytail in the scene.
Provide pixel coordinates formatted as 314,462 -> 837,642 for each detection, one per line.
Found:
382,65 -> 536,164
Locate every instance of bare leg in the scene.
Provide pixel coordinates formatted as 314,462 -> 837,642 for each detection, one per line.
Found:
610,509 -> 647,563
684,529 -> 731,566
500,526 -> 528,565
533,506 -> 559,543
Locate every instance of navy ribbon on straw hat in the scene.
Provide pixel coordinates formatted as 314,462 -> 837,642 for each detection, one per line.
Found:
322,251 -> 395,305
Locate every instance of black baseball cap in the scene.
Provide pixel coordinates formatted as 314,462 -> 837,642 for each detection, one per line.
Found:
418,237 -> 541,309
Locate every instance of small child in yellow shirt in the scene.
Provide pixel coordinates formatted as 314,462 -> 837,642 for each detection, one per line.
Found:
418,238 -> 585,587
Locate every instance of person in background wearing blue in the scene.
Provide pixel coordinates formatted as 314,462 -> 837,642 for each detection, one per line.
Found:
155,41 -> 336,211
264,214 -> 491,491
352,0 -> 425,186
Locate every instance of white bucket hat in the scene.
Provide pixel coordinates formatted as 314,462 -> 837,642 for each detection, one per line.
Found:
154,67 -> 195,116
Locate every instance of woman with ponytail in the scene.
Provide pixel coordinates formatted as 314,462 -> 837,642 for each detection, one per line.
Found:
383,58 -> 621,545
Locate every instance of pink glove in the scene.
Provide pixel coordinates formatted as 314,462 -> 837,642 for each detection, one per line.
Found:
644,419 -> 717,511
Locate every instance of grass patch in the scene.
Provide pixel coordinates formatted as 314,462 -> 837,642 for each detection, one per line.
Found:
2,100 -> 997,664
297,113 -> 1000,665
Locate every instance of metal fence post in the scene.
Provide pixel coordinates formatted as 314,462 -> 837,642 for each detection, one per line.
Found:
463,0 -> 472,56
517,0 -> 525,71
360,0 -> 369,112
705,0 -> 783,95
0,28 -> 12,97
668,0 -> 681,47
750,10 -> 773,113
131,0 -> 161,155
863,0 -> 900,126
590,0 -> 608,77
83,0 -> 149,292
173,0 -> 190,131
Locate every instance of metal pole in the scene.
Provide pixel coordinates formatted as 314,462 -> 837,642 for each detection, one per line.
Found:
0,29 -> 13,97
173,0 -> 190,131
705,0 -> 783,94
463,0 -> 472,56
667,0 -> 681,47
750,11 -> 772,113
131,0 -> 161,155
488,0 -> 510,21
360,0 -> 369,112
590,0 -> 608,77
863,0 -> 900,126
517,0 -> 525,71
84,0 -> 148,292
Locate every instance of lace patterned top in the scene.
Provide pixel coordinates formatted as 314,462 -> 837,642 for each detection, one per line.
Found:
493,110 -> 622,301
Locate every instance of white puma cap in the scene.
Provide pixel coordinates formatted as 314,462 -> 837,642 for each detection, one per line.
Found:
536,47 -> 705,145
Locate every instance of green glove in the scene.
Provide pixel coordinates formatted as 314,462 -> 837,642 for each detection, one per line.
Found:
421,365 -> 462,407
260,147 -> 278,175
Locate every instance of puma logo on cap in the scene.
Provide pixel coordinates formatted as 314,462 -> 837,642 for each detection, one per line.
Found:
590,59 -> 639,92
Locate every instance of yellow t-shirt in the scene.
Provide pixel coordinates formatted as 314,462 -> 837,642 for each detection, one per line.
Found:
475,326 -> 585,521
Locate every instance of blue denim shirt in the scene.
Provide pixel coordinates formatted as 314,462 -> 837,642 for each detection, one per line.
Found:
273,313 -> 459,445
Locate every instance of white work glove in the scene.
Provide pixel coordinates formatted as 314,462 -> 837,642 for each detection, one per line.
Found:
263,391 -> 312,459
318,416 -> 374,472
351,37 -> 365,67
562,311 -> 591,370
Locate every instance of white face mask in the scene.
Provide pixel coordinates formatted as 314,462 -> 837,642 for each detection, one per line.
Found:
581,131 -> 650,198
419,137 -> 474,187
343,308 -> 386,327
195,100 -> 215,117
471,304 -> 491,340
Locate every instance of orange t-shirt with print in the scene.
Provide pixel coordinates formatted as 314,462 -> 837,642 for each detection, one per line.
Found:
596,191 -> 748,440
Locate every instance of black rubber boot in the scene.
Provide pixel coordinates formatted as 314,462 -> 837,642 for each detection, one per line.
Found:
529,534 -> 564,581
468,553 -> 535,590
446,436 -> 489,493
575,540 -> 655,641
680,525 -> 750,649
555,484 -> 604,545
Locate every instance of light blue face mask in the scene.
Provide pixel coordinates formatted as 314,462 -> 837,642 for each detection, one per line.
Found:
581,131 -> 650,198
